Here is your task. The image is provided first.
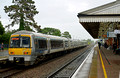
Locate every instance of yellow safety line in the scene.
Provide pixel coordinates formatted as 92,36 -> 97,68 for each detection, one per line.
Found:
98,49 -> 108,78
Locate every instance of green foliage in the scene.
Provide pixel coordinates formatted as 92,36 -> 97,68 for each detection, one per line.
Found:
10,29 -> 18,33
0,30 -> 12,44
86,39 -> 94,45
1,32 -> 11,44
25,26 -> 33,31
0,21 -> 5,35
36,25 -> 41,33
4,0 -> 39,30
62,31 -> 71,39
19,15 -> 25,30
0,29 -> 18,44
41,27 -> 61,36
0,35 -> 2,43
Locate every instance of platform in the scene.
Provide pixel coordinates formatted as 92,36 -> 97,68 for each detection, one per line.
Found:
90,46 -> 120,78
72,45 -> 95,78
72,45 -> 120,78
0,50 -> 8,62
96,46 -> 120,78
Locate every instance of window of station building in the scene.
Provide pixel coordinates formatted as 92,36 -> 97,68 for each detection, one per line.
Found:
51,40 -> 63,49
38,39 -> 47,50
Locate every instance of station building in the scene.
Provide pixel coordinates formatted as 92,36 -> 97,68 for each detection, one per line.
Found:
77,0 -> 120,50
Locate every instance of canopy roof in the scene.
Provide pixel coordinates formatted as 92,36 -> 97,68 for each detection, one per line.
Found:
78,0 -> 120,38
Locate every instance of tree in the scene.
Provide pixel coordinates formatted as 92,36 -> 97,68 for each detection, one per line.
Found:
0,30 -> 12,44
62,31 -> 71,38
19,15 -> 25,30
34,24 -> 41,32
41,27 -> 61,36
1,32 -> 11,44
86,39 -> 94,45
25,26 -> 33,31
4,0 -> 39,30
0,21 -> 5,35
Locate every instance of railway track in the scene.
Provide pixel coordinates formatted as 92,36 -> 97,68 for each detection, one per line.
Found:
0,66 -> 25,78
0,45 -> 93,78
0,67 -> 15,73
47,47 -> 92,78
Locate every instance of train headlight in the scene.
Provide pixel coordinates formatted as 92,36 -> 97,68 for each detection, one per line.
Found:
10,52 -> 14,55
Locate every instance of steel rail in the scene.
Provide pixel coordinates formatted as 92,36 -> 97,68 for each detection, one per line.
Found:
47,47 -> 92,78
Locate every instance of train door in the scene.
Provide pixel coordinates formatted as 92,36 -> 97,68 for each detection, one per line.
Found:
47,38 -> 51,54
34,39 -> 38,52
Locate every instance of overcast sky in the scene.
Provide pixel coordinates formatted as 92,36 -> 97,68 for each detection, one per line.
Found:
0,0 -> 116,40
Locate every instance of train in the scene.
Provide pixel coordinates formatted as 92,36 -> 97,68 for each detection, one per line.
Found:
8,30 -> 87,66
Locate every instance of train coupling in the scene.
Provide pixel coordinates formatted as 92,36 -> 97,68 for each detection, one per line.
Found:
14,57 -> 24,63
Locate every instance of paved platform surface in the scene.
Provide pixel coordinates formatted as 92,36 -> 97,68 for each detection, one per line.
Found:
72,45 -> 120,78
0,50 -> 8,60
0,50 -> 8,56
89,46 -> 120,78
72,45 -> 95,78
99,47 -> 120,78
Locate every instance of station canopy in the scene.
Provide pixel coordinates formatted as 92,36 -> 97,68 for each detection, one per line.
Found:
77,0 -> 120,38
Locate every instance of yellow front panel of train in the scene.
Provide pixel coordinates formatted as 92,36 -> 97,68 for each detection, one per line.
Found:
9,48 -> 32,55
9,34 -> 32,55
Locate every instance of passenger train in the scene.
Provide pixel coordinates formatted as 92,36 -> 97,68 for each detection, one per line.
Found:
8,30 -> 87,65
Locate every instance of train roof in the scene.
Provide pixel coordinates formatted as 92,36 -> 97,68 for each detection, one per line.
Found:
12,30 -> 68,40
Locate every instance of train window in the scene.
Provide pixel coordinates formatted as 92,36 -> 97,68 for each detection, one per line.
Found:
65,41 -> 68,47
51,40 -> 63,49
71,41 -> 74,47
22,37 -> 30,48
10,37 -> 30,48
10,37 -> 20,48
38,39 -> 47,50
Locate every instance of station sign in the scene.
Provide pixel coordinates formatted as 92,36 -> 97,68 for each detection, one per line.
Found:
107,32 -> 116,37
114,30 -> 120,34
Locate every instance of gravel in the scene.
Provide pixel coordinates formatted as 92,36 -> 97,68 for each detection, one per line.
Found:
11,46 -> 91,78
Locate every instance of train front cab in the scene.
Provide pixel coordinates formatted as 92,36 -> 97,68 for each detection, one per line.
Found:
8,34 -> 33,65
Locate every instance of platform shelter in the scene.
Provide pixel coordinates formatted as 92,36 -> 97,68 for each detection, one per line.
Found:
78,0 -> 120,38
77,0 -> 120,48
